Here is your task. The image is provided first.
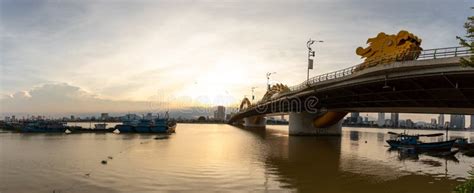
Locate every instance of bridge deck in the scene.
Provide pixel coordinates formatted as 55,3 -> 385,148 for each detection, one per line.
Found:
229,53 -> 474,123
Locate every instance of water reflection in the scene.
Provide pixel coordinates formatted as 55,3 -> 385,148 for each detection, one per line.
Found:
258,126 -> 468,193
0,124 -> 471,193
388,148 -> 459,163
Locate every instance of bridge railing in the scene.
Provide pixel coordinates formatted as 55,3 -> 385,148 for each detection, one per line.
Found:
418,46 -> 471,59
287,46 -> 472,92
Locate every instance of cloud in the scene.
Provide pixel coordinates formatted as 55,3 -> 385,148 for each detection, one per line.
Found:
0,83 -> 157,114
0,83 -> 240,118
0,0 -> 472,114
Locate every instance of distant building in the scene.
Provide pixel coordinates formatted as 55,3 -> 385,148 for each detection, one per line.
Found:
450,114 -> 465,129
415,121 -> 428,128
406,119 -> 414,128
377,113 -> 385,127
214,106 -> 226,121
70,115 -> 75,121
350,112 -> 360,123
430,118 -> 437,128
471,115 -> 474,130
390,113 -> 399,127
100,113 -> 109,120
4,116 -> 10,122
122,114 -> 140,121
438,114 -> 445,128
399,120 -> 406,128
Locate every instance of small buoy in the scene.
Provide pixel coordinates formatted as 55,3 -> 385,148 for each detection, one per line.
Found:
113,129 -> 120,134
85,173 -> 90,177
108,156 -> 113,160
101,160 -> 107,164
365,141 -> 367,143
65,129 -> 72,134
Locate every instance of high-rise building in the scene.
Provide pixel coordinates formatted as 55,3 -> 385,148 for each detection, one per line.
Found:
430,118 -> 437,128
438,114 -> 445,128
470,115 -> 474,130
377,113 -> 385,127
450,114 -> 465,129
406,119 -> 414,128
390,113 -> 399,127
350,112 -> 360,123
214,106 -> 226,121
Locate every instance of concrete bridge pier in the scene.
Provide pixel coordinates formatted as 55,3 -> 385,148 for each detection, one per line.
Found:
243,116 -> 266,128
288,112 -> 343,136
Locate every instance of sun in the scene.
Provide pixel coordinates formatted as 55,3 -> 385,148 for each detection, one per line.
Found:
175,57 -> 248,106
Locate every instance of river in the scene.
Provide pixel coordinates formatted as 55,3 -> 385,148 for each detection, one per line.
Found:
1,124 -> 473,193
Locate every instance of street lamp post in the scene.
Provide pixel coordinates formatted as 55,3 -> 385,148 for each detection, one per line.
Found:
307,38 -> 323,85
266,72 -> 276,91
251,87 -> 257,102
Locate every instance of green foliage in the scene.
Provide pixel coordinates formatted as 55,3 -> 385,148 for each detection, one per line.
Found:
453,168 -> 474,193
456,8 -> 474,67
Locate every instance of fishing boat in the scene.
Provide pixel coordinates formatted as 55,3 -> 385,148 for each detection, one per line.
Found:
386,132 -> 455,151
21,120 -> 68,133
115,112 -> 176,133
115,119 -> 136,133
454,138 -> 474,149
135,119 -> 152,132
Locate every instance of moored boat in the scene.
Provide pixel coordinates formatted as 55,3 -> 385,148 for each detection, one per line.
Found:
21,120 -> 68,133
386,132 -> 455,151
135,119 -> 152,132
114,113 -> 176,134
454,138 -> 474,149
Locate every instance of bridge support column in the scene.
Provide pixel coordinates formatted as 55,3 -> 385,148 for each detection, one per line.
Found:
243,116 -> 266,128
288,112 -> 342,136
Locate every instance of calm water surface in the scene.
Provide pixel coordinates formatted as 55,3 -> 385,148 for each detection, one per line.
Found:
1,124 -> 473,193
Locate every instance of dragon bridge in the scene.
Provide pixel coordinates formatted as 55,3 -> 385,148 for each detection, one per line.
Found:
261,83 -> 291,102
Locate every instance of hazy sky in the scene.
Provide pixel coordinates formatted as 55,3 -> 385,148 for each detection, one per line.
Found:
0,0 -> 472,117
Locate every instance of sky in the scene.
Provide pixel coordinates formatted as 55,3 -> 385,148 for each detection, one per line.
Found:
0,0 -> 472,120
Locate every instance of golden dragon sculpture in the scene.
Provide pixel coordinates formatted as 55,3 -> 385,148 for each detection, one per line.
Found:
355,30 -> 422,71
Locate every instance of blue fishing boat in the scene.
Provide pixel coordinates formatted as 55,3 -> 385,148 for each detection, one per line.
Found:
454,138 -> 474,149
115,123 -> 134,133
150,118 -> 176,133
115,116 -> 139,133
115,112 -> 177,133
21,120 -> 67,133
134,119 -> 152,132
386,132 -> 455,151
150,118 -> 167,133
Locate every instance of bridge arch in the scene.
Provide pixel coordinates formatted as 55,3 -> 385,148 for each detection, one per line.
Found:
239,97 -> 251,111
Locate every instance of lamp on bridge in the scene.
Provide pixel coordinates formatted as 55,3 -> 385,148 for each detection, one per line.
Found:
307,38 -> 323,84
266,72 -> 276,91
251,87 -> 257,101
